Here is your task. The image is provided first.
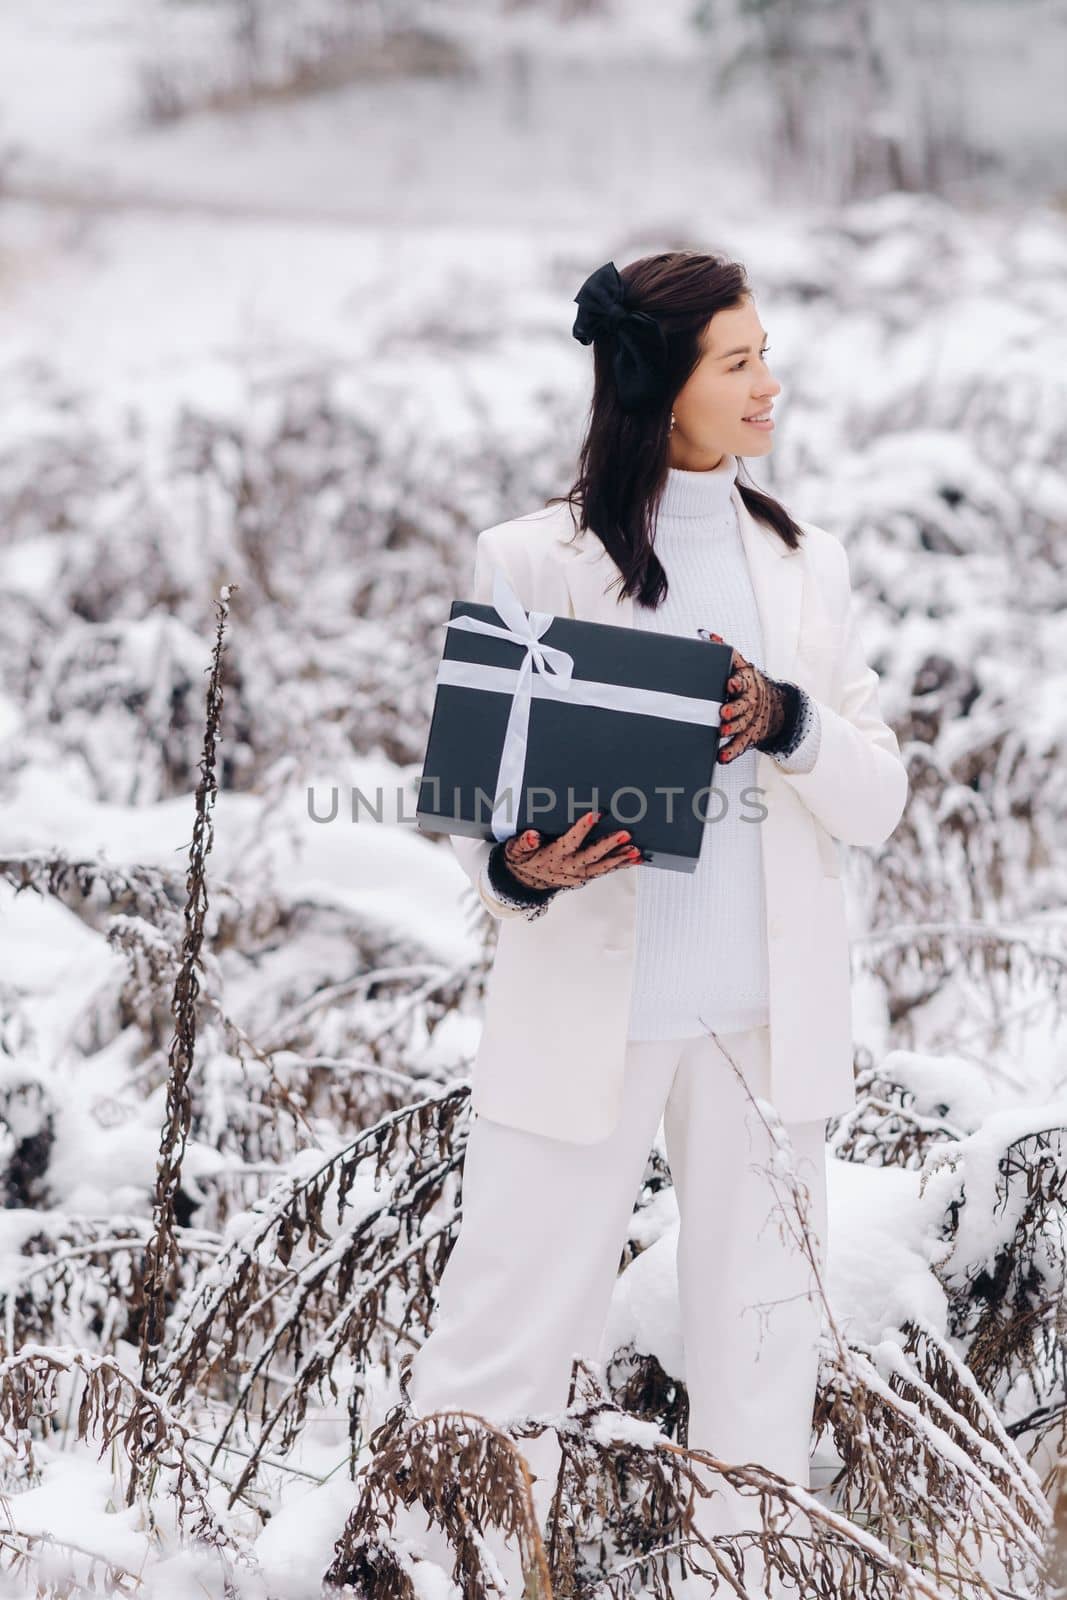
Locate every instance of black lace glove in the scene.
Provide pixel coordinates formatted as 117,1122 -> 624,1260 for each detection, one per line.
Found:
755,679 -> 801,754
486,838 -> 561,915
705,633 -> 809,764
483,814 -> 642,919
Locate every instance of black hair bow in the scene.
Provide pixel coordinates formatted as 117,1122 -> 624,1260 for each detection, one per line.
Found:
571,260 -> 668,412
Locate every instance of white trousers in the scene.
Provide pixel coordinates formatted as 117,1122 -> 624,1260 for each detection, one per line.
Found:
403,1024 -> 828,1591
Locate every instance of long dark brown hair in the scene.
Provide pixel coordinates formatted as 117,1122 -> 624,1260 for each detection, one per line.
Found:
547,251 -> 805,611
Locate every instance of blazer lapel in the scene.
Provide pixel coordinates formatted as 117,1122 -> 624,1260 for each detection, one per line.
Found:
555,483 -> 804,681
735,485 -> 804,683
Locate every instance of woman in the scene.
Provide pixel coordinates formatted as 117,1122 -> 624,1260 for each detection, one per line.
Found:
402,253 -> 908,1591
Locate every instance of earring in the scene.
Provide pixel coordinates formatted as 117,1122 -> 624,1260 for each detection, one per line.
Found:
669,411 -> 675,433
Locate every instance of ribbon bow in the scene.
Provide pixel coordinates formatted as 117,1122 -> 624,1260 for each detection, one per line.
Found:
442,568 -> 575,841
571,260 -> 669,412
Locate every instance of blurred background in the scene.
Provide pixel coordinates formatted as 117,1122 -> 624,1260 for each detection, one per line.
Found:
0,4 -> 1065,1596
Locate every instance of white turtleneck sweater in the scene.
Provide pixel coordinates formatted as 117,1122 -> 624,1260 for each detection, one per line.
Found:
480,453 -> 822,1042
625,452 -> 820,1039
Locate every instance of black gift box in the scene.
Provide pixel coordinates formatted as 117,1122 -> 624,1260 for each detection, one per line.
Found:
415,593 -> 734,872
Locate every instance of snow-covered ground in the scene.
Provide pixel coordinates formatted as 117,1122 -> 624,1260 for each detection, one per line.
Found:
0,4 -> 1064,1597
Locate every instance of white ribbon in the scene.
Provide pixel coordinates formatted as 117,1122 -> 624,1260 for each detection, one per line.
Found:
439,567 -> 721,841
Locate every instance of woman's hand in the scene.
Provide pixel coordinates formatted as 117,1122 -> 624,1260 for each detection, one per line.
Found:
704,632 -> 787,762
503,810 -> 643,891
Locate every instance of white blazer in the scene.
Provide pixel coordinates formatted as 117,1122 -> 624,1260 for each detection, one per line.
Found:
449,484 -> 908,1145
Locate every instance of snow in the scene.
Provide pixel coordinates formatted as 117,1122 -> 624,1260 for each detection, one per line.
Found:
3,1454 -> 146,1566
877,1047 -> 999,1130
919,1103 -> 1067,1269
252,1477 -> 358,1600
599,1220 -> 686,1382
0,3 -> 1063,1596
827,1160 -> 951,1345
602,1152 -> 957,1365
0,760 -> 482,972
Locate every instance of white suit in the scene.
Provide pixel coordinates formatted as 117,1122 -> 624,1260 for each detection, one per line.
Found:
402,491 -> 908,1593
448,486 -> 909,1144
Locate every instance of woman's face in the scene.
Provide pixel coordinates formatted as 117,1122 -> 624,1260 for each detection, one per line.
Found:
669,297 -> 781,469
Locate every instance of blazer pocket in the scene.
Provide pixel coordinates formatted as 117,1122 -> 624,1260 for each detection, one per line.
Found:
812,815 -> 842,877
